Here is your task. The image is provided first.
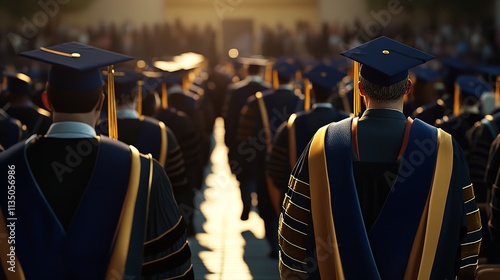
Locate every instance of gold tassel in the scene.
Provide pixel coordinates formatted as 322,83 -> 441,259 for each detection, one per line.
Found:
182,75 -> 189,92
295,70 -> 302,81
454,82 -> 460,117
107,65 -> 118,140
265,63 -> 272,84
161,82 -> 168,110
273,70 -> 279,90
353,61 -> 361,116
304,78 -> 311,110
136,80 -> 143,115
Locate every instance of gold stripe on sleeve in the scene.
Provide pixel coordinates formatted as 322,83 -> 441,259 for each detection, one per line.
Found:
308,124 -> 345,280
287,113 -> 298,168
158,121 -> 168,167
416,129 -> 453,280
106,145 -> 142,279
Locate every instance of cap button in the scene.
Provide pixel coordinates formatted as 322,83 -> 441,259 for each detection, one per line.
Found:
320,71 -> 327,77
382,50 -> 390,55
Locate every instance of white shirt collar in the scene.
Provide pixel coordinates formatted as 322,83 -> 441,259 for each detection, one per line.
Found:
168,85 -> 184,94
116,109 -> 139,119
248,75 -> 264,83
312,103 -> 333,109
45,122 -> 97,138
278,84 -> 294,91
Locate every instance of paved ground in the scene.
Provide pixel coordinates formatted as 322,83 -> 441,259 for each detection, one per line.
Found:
187,118 -> 280,280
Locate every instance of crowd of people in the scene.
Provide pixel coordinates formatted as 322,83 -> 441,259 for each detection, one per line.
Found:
0,14 -> 500,279
1,16 -> 499,66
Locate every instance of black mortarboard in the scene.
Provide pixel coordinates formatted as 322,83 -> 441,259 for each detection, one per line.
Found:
341,36 -> 435,86
19,41 -> 133,91
102,69 -> 144,96
4,71 -> 32,94
456,75 -> 492,100
237,56 -> 269,67
273,59 -> 299,79
303,63 -> 346,90
411,67 -> 440,83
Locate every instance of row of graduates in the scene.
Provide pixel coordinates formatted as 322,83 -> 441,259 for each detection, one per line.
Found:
220,40 -> 497,277
0,49 -> 227,239
0,42 -> 207,279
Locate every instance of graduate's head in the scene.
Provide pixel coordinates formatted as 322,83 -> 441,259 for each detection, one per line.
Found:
102,69 -> 144,107
239,56 -> 268,77
273,59 -> 299,85
304,63 -> 345,103
341,36 -> 435,104
358,75 -> 410,102
19,42 -> 133,114
5,71 -> 32,96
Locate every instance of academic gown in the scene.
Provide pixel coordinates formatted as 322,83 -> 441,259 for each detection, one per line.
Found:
267,104 -> 349,193
0,122 -> 194,279
279,109 -> 481,280
222,76 -> 271,170
4,104 -> 52,135
0,109 -> 26,150
97,110 -> 191,224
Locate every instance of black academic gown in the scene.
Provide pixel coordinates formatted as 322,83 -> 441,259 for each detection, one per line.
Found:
4,104 -> 52,135
0,123 -> 194,279
222,76 -> 271,171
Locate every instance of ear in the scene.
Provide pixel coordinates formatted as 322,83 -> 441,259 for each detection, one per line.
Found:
41,91 -> 52,111
404,79 -> 413,96
95,93 -> 105,112
358,81 -> 367,97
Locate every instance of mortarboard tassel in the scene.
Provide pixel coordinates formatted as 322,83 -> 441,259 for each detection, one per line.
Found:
304,78 -> 311,110
295,70 -> 302,82
273,70 -> 279,90
353,61 -> 361,117
107,65 -> 118,140
136,80 -> 143,116
183,75 -> 190,92
453,82 -> 460,117
161,82 -> 168,110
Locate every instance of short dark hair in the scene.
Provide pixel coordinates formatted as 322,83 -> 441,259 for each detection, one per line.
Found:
360,76 -> 409,102
247,64 -> 261,75
312,84 -> 333,102
114,87 -> 138,106
278,76 -> 292,85
46,83 -> 102,113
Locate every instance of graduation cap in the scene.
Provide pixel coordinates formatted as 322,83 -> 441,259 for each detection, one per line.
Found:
410,67 -> 440,83
453,75 -> 493,116
4,71 -> 32,94
19,41 -> 133,139
273,59 -> 299,79
475,65 -> 500,107
20,41 -> 132,91
238,56 -> 273,83
237,56 -> 269,66
303,63 -> 345,90
102,69 -> 145,114
341,36 -> 435,86
270,58 -> 300,88
302,63 -> 346,110
341,36 -> 435,115
151,60 -> 188,110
